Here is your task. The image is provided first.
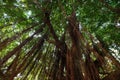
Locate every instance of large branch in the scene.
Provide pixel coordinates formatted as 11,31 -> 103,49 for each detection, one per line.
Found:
44,11 -> 59,42
44,11 -> 67,54
0,23 -> 39,51
99,0 -> 120,14
0,25 -> 44,66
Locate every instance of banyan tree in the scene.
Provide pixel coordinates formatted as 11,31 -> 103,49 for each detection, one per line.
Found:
0,0 -> 120,80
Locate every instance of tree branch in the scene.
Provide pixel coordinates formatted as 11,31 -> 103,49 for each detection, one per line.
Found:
99,0 -> 120,14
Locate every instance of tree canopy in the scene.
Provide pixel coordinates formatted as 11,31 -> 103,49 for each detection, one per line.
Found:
0,0 -> 120,80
